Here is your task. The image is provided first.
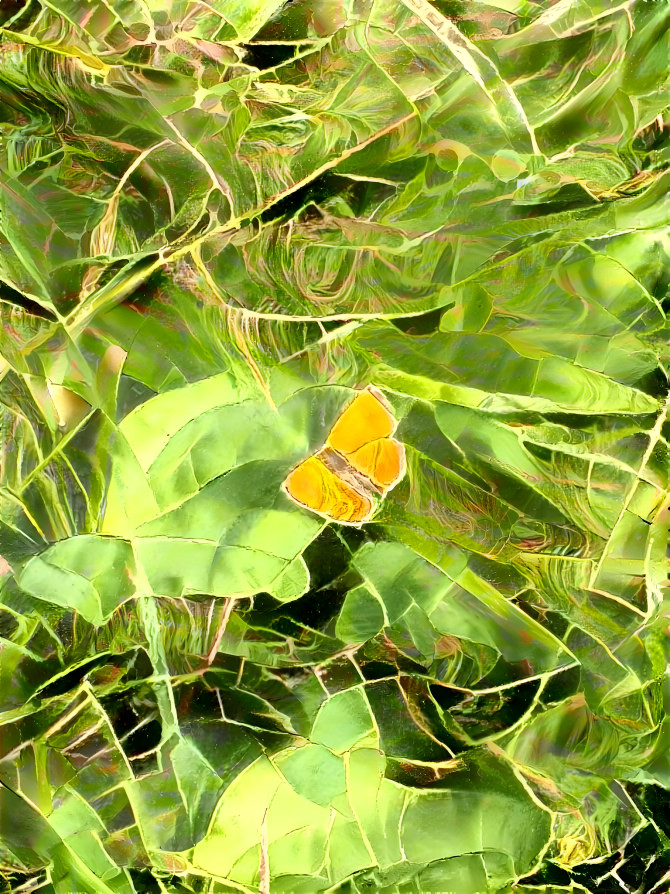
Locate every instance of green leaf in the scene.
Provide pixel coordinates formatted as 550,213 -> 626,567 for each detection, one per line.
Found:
16,536 -> 137,625
193,746 -> 551,890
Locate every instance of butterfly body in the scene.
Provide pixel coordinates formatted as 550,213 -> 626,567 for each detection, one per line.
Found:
283,387 -> 406,525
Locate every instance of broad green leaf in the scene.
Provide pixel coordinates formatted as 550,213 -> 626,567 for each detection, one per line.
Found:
193,745 -> 551,891
16,536 -> 136,625
347,541 -> 574,675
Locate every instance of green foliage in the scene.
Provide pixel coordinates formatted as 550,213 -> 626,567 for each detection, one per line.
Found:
1,0 -> 669,892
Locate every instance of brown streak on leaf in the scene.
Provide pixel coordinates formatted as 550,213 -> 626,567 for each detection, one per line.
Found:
259,807 -> 270,894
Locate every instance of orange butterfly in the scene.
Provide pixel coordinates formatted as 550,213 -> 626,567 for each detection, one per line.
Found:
282,386 -> 406,525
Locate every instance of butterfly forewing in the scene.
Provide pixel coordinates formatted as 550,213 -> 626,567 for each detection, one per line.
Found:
326,389 -> 395,454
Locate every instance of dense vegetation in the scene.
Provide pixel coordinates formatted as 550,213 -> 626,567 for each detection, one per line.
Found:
1,1 -> 669,891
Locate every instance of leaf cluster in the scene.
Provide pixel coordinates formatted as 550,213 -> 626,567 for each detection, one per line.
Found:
1,1 -> 669,892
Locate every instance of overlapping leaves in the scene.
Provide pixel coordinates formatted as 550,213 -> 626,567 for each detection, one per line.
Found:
1,1 -> 669,892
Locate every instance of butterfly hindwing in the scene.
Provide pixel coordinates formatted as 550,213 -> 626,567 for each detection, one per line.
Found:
346,437 -> 405,492
283,454 -> 373,525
